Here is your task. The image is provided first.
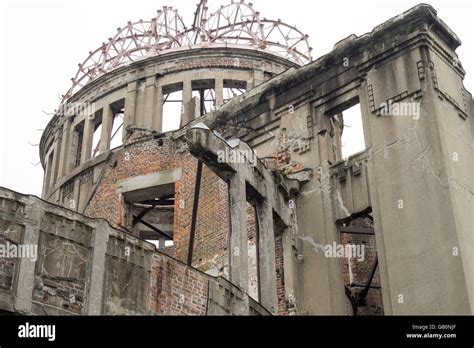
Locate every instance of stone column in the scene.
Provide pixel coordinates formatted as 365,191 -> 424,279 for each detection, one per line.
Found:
58,119 -> 71,179
66,119 -> 77,174
144,76 -> 156,128
48,132 -> 61,189
87,220 -> 110,315
215,78 -> 224,109
154,82 -> 163,133
14,196 -> 41,314
41,155 -> 51,198
228,171 -> 249,293
182,80 -> 193,126
123,81 -> 137,142
80,114 -> 94,164
249,70 -> 265,90
99,105 -> 113,154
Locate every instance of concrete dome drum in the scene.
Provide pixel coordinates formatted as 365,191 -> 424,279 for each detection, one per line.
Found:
61,0 -> 313,106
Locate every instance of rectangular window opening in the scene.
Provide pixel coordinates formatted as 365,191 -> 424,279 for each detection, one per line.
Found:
340,103 -> 366,160
162,90 -> 183,132
110,108 -> 124,150
223,80 -> 247,104
127,183 -> 176,250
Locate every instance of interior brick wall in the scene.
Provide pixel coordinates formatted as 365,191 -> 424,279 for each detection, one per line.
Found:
340,218 -> 383,316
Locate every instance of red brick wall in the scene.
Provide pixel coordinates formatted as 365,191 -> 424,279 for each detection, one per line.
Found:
150,253 -> 209,315
85,135 -> 230,279
190,165 -> 230,278
275,235 -> 288,315
83,133 -> 285,314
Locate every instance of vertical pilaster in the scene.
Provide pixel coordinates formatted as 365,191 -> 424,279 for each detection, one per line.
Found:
282,226 -> 299,315
154,83 -> 163,132
123,81 -> 137,142
256,195 -> 278,314
58,119 -> 71,178
215,78 -> 224,109
144,76 -> 156,128
50,131 -> 62,189
87,220 -> 110,315
290,105 -> 346,315
228,170 -> 249,293
80,115 -> 94,164
182,80 -> 193,126
99,105 -> 113,154
14,196 -> 41,314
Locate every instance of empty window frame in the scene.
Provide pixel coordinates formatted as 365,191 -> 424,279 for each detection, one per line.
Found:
340,103 -> 365,159
129,183 -> 176,249
223,80 -> 247,104
91,113 -> 103,158
192,79 -> 215,115
110,108 -> 125,150
162,82 -> 184,132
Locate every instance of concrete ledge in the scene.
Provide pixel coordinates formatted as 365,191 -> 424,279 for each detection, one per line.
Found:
116,169 -> 182,203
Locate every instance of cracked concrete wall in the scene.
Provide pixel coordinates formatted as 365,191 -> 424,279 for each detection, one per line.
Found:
361,44 -> 474,314
176,4 -> 473,315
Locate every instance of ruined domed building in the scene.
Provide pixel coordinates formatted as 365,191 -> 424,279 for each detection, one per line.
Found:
0,1 -> 473,316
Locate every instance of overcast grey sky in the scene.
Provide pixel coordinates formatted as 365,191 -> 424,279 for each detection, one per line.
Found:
0,0 -> 472,197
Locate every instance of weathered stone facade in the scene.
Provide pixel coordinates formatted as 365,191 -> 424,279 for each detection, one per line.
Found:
0,188 -> 269,315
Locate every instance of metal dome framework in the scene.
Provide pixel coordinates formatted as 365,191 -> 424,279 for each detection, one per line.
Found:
61,0 -> 313,106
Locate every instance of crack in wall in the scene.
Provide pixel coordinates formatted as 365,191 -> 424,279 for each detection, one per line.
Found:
298,236 -> 325,254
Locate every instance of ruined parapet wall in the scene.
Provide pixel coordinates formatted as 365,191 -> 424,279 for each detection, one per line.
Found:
39,48 -> 295,207
0,187 -> 270,315
177,4 -> 474,315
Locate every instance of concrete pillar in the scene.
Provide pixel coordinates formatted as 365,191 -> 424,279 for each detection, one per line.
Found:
66,119 -> 78,174
154,83 -> 163,132
158,238 -> 166,248
99,105 -> 113,153
48,132 -> 61,189
228,171 -> 249,292
58,119 -> 71,178
123,81 -> 137,142
71,177 -> 80,212
361,47 -> 474,314
290,105 -> 346,315
14,196 -> 41,313
282,227 -> 299,315
249,70 -> 265,90
358,78 -> 393,315
87,220 -> 110,315
182,80 -> 193,125
215,78 -> 224,108
144,76 -> 156,128
41,154 -> 51,198
80,115 -> 94,164
256,196 -> 278,314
